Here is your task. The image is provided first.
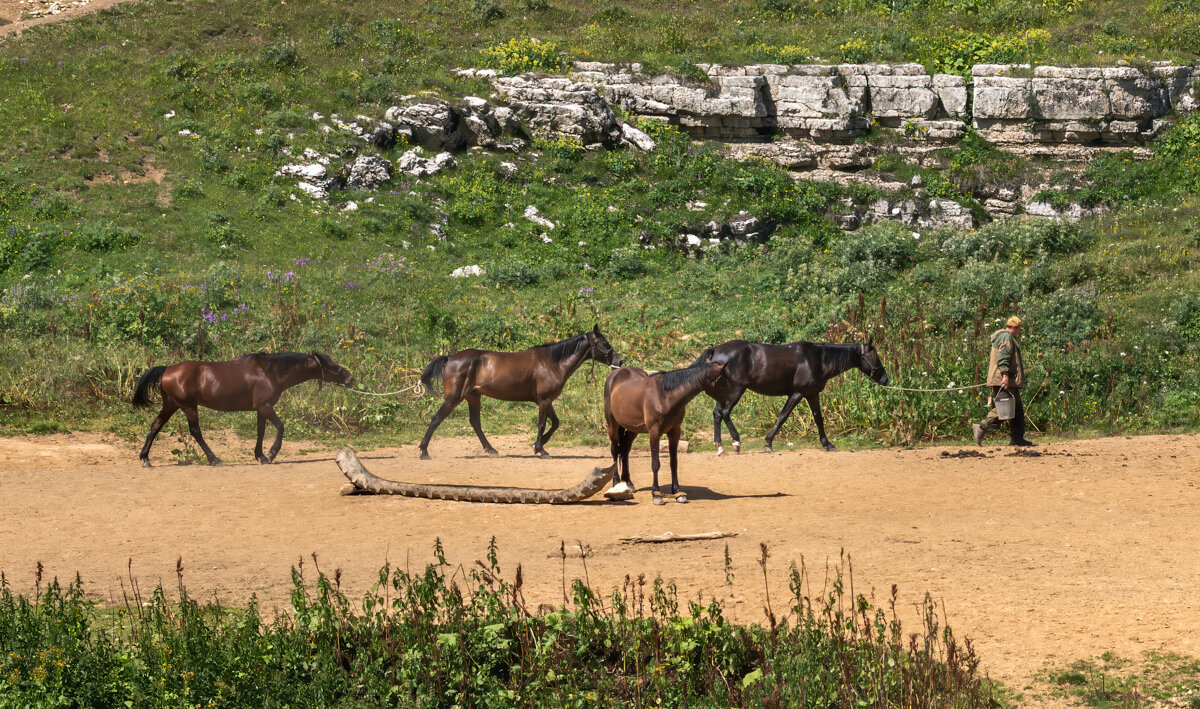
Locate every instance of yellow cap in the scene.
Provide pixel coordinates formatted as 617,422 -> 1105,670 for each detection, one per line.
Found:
1007,316 -> 1023,327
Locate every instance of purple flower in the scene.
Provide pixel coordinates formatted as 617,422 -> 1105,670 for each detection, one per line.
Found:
342,281 -> 359,289
578,286 -> 594,295
19,58 -> 28,64
284,271 -> 295,280
292,257 -> 311,266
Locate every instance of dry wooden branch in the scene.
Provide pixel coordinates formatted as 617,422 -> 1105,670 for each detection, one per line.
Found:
619,531 -> 737,544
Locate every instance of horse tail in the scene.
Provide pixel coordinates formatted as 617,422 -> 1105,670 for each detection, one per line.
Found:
419,356 -> 449,395
689,347 -> 715,369
131,366 -> 166,408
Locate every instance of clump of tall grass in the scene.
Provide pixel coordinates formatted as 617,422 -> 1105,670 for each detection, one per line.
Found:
0,542 -> 997,707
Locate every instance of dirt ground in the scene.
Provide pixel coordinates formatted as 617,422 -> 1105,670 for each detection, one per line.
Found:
1,429 -> 1198,701
0,0 -> 135,38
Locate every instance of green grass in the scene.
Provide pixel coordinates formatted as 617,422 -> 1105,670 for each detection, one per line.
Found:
0,541 -> 1003,707
1038,651 -> 1200,708
1,0 -> 1200,454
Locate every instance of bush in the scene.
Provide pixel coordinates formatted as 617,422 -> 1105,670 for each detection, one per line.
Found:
487,261 -> 540,287
1034,287 -> 1102,346
470,0 -> 505,22
478,38 -> 569,74
73,222 -> 140,252
606,246 -> 652,277
259,41 -> 299,69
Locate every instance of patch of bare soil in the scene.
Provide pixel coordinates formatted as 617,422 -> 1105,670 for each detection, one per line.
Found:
1,431 -> 1198,703
0,0 -> 137,38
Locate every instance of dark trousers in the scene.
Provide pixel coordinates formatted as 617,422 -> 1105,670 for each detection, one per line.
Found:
980,386 -> 1026,442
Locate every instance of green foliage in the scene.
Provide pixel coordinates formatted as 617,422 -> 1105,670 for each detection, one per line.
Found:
0,545 -> 997,707
259,40 -> 300,69
73,222 -> 141,253
1034,287 -> 1102,345
478,37 -> 568,74
470,0 -> 506,22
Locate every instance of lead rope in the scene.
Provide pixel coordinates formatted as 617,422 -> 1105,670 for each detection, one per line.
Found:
879,383 -> 990,393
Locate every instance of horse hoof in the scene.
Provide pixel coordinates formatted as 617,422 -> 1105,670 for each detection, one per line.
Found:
763,445 -> 774,453
419,451 -> 431,461
653,495 -> 666,506
717,446 -> 725,456
141,459 -> 152,469
824,444 -> 838,452
535,451 -> 550,459
258,457 -> 273,465
675,493 -> 688,504
603,482 -> 635,501
732,441 -> 741,453
484,448 -> 500,457
209,459 -> 224,467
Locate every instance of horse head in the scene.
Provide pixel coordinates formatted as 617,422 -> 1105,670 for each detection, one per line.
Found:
590,324 -> 623,367
859,336 -> 889,386
312,352 -> 355,387
702,361 -> 726,386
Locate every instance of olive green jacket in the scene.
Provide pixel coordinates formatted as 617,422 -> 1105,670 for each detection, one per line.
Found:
986,329 -> 1024,389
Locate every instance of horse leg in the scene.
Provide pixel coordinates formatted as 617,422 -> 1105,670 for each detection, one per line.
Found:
465,393 -> 498,456
541,404 -> 561,446
668,427 -> 686,503
418,396 -> 461,460
254,412 -> 268,464
604,425 -> 636,501
139,403 -> 177,468
182,407 -> 221,465
649,428 -> 665,506
763,393 -> 804,453
532,400 -> 553,458
619,428 -> 636,485
264,407 -> 285,462
721,388 -> 746,454
806,393 -> 837,452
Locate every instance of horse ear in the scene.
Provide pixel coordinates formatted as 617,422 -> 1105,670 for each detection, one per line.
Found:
593,323 -> 601,335
866,334 -> 874,347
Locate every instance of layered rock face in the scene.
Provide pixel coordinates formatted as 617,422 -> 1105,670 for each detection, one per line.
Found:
569,61 -> 1195,146
972,64 -> 1195,144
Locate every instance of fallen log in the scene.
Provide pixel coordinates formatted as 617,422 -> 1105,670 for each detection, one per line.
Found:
336,448 -> 615,504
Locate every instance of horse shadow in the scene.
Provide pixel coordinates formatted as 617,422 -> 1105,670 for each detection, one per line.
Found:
633,485 -> 789,501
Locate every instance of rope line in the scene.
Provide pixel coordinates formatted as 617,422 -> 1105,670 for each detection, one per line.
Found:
345,383 -> 425,397
880,383 -> 990,393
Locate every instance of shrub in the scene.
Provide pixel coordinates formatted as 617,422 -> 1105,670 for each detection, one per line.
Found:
606,246 -> 651,277
478,38 -> 569,74
839,38 -> 871,63
487,261 -> 540,287
470,0 -> 505,22
73,222 -> 140,252
259,41 -> 299,69
592,2 -> 631,21
1034,287 -> 1102,345
522,0 -> 549,9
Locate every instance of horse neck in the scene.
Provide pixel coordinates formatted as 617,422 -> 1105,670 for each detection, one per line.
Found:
664,373 -> 709,406
554,337 -> 592,380
280,358 -> 322,390
820,345 -> 860,380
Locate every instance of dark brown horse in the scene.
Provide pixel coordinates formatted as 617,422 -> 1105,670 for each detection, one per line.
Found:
603,362 -> 725,505
417,325 -> 622,459
690,337 -> 889,453
132,352 -> 353,467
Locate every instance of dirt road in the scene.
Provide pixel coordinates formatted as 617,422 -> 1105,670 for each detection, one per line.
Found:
1,430 -> 1198,697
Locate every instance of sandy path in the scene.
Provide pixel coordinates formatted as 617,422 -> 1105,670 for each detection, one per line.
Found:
1,430 -> 1198,699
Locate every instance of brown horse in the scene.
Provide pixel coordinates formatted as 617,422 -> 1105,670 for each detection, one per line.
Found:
417,325 -> 622,459
603,362 -> 725,505
131,352 -> 353,467
690,337 -> 889,454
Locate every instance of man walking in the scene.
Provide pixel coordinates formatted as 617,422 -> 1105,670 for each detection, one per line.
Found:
974,316 -> 1034,446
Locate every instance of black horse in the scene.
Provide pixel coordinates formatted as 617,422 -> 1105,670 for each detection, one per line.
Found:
690,337 -> 889,453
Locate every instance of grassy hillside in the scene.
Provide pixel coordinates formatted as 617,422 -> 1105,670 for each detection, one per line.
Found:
1,0 -> 1199,454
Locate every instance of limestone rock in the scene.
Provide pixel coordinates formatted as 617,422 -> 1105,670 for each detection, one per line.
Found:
385,103 -> 467,151
492,75 -> 622,147
346,155 -> 392,190
396,149 -> 456,177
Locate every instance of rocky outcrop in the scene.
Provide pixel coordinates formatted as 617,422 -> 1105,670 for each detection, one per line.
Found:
563,61 -> 1195,146
337,448 -> 615,503
346,155 -> 391,190
673,211 -> 778,253
491,75 -> 623,147
972,63 -> 1195,144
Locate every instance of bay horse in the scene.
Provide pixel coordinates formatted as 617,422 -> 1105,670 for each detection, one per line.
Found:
417,325 -> 622,459
603,362 -> 725,505
131,352 -> 353,467
690,337 -> 889,453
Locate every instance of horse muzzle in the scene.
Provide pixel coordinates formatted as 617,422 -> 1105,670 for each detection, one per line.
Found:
875,371 -> 890,386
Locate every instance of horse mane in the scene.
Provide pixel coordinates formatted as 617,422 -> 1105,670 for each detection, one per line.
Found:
653,364 -> 709,393
535,333 -> 587,364
246,351 -> 313,377
818,343 -> 861,374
